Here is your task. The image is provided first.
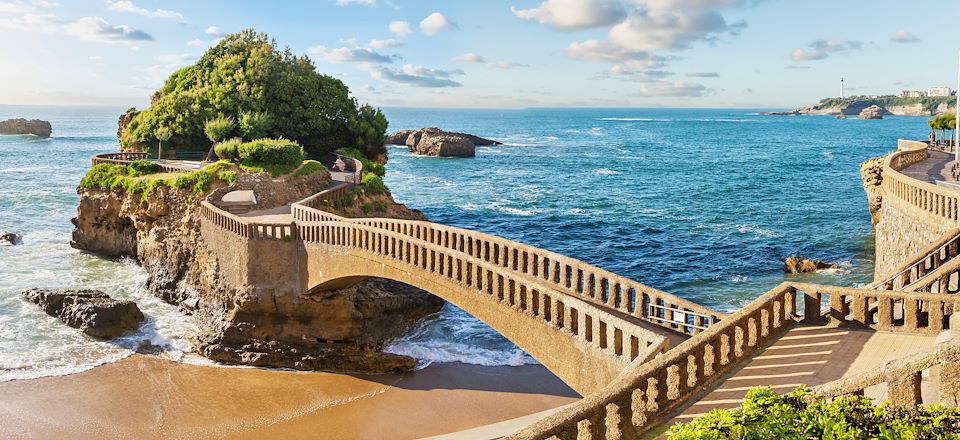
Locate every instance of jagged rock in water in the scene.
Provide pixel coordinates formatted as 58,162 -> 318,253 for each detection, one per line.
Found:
389,127 -> 501,157
783,256 -> 840,274
21,288 -> 144,339
0,118 -> 52,138
0,232 -> 21,245
858,105 -> 884,120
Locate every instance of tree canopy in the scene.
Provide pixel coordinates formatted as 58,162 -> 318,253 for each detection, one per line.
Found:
120,29 -> 388,160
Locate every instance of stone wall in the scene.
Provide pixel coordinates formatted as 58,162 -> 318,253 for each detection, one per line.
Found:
873,199 -> 952,279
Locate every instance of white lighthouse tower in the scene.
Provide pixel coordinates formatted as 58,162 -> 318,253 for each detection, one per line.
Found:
840,77 -> 845,99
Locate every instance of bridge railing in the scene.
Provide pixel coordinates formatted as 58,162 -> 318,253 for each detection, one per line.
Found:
291,192 -> 724,335
509,282 -> 797,439
91,152 -> 192,174
883,143 -> 960,224
869,228 -> 960,290
810,336 -> 960,408
298,219 -> 671,368
199,201 -> 295,240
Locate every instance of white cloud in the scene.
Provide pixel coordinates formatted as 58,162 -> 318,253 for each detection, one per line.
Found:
511,0 -> 626,31
186,38 -> 203,46
685,71 -> 719,77
420,12 -> 455,36
205,26 -> 226,37
309,46 -> 393,63
486,61 -> 529,69
336,0 -> 375,4
633,80 -> 709,97
891,31 -> 919,43
790,38 -> 862,61
609,8 -> 743,52
63,16 -> 154,44
389,20 -> 411,37
0,12 -> 58,32
368,38 -> 402,49
107,1 -> 182,19
364,63 -> 464,87
0,1 -> 33,13
452,53 -> 485,63
154,53 -> 195,63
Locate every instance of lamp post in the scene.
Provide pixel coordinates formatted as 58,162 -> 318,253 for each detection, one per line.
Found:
955,51 -> 959,161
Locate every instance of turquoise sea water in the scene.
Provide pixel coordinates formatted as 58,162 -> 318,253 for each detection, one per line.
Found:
0,105 -> 931,377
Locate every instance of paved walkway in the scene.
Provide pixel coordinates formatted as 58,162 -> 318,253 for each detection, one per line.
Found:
900,150 -> 957,183
662,325 -> 935,429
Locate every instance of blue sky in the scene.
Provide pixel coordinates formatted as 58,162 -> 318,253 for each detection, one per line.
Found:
1,0 -> 958,108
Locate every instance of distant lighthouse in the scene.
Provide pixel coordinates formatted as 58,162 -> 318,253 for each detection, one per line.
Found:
840,77 -> 845,99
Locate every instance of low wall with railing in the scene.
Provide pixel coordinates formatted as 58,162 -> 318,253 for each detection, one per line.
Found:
875,141 -> 958,280
91,152 -> 193,174
869,228 -> 960,290
331,153 -> 363,184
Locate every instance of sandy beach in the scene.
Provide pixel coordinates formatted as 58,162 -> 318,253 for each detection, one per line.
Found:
0,355 -> 578,439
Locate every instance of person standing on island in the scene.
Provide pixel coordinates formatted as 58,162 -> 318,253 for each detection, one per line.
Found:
334,157 -> 345,172
930,131 -> 936,146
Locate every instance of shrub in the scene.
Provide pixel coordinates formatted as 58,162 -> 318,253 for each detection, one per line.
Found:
667,387 -> 960,440
80,164 -> 126,189
204,114 -> 236,143
239,111 -> 272,140
292,160 -> 325,178
360,173 -> 387,195
238,138 -> 303,166
214,138 -> 241,160
126,160 -> 161,177
361,201 -> 387,214
218,170 -> 237,186
172,170 -> 215,194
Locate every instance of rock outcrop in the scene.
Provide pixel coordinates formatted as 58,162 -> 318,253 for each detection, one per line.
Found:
0,232 -> 21,245
783,256 -> 840,274
861,156 -> 885,228
388,127 -> 500,157
0,118 -> 52,138
21,288 -> 144,338
858,105 -> 884,120
71,166 -> 443,373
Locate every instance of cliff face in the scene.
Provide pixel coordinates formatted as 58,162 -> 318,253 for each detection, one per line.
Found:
860,156 -> 885,228
72,170 -> 443,373
0,118 -> 52,138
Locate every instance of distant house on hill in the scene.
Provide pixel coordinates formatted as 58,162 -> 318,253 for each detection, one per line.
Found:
927,86 -> 953,97
902,89 -> 927,97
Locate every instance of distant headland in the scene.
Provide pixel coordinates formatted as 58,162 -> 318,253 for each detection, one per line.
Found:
765,95 -> 955,117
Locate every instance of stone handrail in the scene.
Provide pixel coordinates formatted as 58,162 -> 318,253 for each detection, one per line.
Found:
882,146 -> 959,224
790,282 -> 959,334
91,152 -> 191,174
508,282 -> 798,439
869,228 -> 960,290
298,219 -> 671,369
199,201 -> 295,240
291,196 -> 724,336
901,247 -> 960,294
810,336 -> 960,408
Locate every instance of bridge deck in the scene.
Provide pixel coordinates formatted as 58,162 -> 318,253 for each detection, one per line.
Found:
662,325 -> 935,430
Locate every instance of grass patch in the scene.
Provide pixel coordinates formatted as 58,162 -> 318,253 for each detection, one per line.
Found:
292,160 -> 325,178
81,161 -> 226,204
126,160 -> 161,177
361,201 -> 387,214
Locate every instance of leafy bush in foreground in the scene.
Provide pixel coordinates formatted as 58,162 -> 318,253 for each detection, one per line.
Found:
238,138 -> 303,166
668,387 -> 960,440
214,138 -> 241,160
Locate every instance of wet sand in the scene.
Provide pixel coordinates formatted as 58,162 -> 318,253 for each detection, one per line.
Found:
0,355 -> 579,439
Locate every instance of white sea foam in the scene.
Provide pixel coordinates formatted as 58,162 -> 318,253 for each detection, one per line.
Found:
595,117 -> 671,122
594,168 -> 620,175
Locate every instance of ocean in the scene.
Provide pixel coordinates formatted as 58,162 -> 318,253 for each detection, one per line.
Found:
0,105 -> 931,379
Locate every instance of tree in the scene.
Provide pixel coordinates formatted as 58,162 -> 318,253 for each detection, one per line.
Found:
945,113 -> 957,147
350,104 -> 389,160
154,126 -> 172,159
118,30 -> 388,160
239,111 -> 273,140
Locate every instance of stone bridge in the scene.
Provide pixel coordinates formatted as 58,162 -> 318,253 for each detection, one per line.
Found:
198,182 -> 724,396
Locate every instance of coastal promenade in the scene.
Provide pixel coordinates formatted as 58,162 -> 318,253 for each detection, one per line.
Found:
91,141 -> 960,439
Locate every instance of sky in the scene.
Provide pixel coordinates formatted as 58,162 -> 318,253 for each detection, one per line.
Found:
1,0 -> 959,109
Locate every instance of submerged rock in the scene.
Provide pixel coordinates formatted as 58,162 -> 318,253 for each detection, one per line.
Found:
21,288 -> 144,338
0,118 -> 52,138
0,232 -> 21,245
783,257 -> 840,274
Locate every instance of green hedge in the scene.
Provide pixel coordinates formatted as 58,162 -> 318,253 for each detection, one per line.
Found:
126,160 -> 161,177
238,138 -> 303,166
214,139 -> 241,160
668,387 -> 960,440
